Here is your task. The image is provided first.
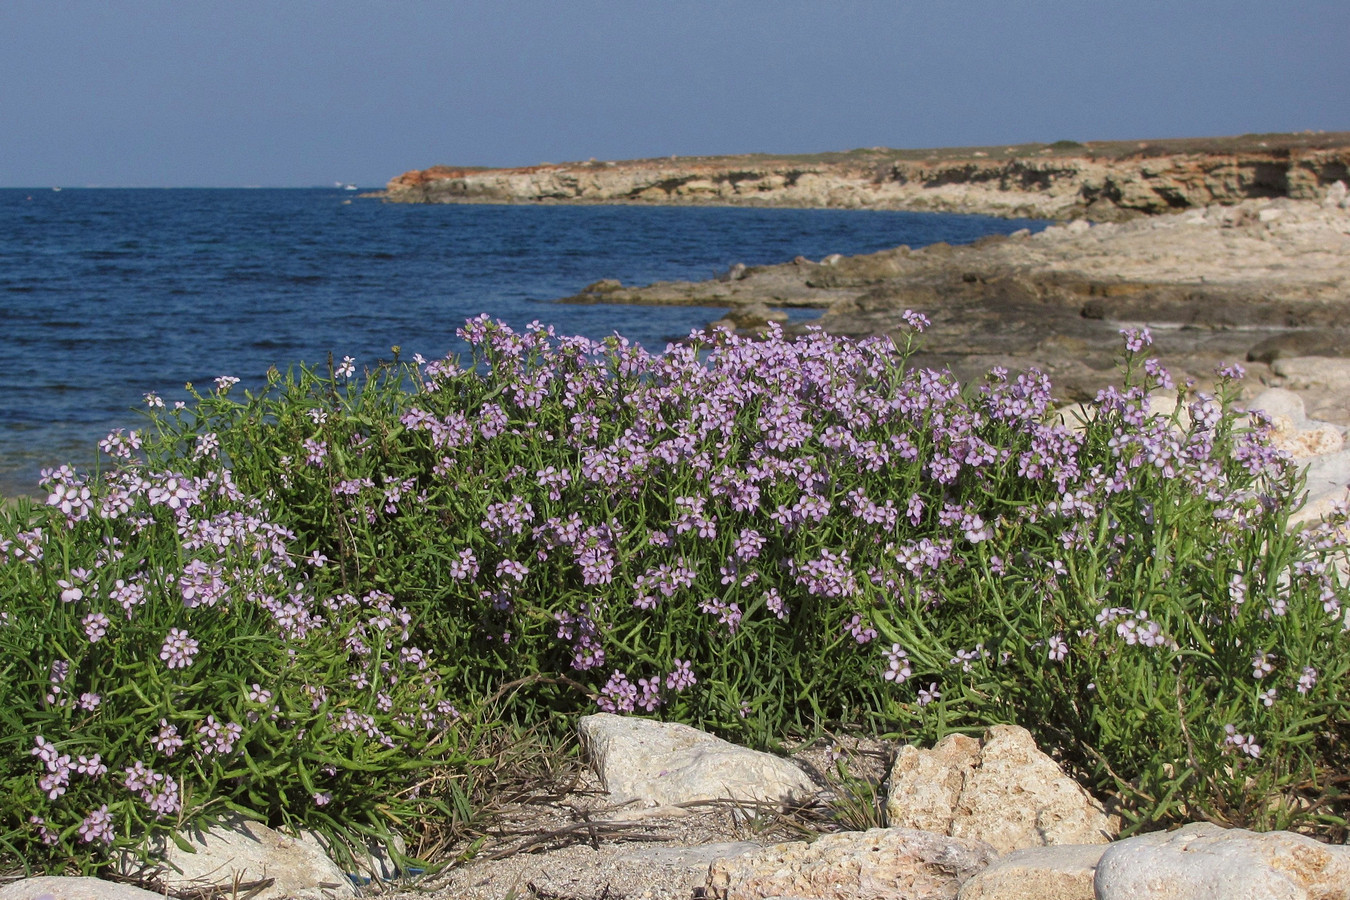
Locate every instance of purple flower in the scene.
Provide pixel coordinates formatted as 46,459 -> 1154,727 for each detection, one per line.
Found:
78,805 -> 114,844
152,720 -> 184,757
160,627 -> 199,670
883,644 -> 911,683
665,659 -> 697,692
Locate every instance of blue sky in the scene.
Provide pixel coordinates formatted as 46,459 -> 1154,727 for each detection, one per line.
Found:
2,1 -> 1346,187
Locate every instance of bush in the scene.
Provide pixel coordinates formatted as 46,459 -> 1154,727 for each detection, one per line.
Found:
3,314 -> 1349,872
0,439 -> 471,872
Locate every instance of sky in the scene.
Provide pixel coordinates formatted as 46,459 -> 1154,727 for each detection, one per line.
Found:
2,1 -> 1347,188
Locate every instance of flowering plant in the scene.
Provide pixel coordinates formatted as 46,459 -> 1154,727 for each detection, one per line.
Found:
0,432 -> 466,871
4,314 -> 1350,872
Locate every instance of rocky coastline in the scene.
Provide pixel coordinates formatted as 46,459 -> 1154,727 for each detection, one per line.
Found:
383,132 -> 1350,222
563,187 -> 1350,425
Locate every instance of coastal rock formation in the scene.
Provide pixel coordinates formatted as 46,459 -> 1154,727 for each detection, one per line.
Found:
384,133 -> 1350,222
563,192 -> 1350,411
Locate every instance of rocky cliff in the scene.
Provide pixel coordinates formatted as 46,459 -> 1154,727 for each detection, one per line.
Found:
383,132 -> 1350,221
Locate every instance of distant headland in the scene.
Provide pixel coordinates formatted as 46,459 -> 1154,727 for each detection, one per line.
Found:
380,131 -> 1350,221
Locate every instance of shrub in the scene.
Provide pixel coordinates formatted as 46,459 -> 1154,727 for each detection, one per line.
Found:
0,426 -> 471,873
3,315 -> 1349,870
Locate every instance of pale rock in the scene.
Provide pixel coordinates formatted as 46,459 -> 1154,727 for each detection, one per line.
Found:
1288,449 -> 1350,528
1094,822 -> 1350,900
1275,423 -> 1345,459
500,841 -> 763,900
578,713 -> 819,809
1272,356 -> 1350,392
1245,388 -> 1309,429
956,844 -> 1104,900
885,724 -> 1118,854
705,827 -> 997,900
1324,180 -> 1348,209
1242,388 -> 1344,459
132,814 -> 355,900
0,877 -> 166,900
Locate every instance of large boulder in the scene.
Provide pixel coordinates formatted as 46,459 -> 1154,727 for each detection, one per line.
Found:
705,827 -> 997,900
578,713 -> 819,809
885,724 -> 1118,853
1094,822 -> 1350,900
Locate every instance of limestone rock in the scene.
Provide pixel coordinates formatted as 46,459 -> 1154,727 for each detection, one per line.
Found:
134,814 -> 354,900
1243,389 -> 1345,460
1273,356 -> 1350,392
1094,822 -> 1350,900
956,844 -> 1104,900
578,713 -> 819,809
0,877 -> 166,900
705,827 -> 997,900
885,724 -> 1118,854
1288,449 -> 1350,528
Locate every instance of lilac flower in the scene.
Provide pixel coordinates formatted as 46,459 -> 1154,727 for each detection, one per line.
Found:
496,559 -> 529,582
844,614 -> 877,644
448,548 -> 479,581
78,805 -> 114,844
597,670 -> 638,713
665,659 -> 697,691
917,683 -> 941,706
1046,635 -> 1069,662
152,720 -> 184,757
29,816 -> 58,846
1120,327 -> 1152,353
335,356 -> 356,378
1223,724 -> 1261,758
883,644 -> 912,683
160,627 -> 200,670
1298,666 -> 1318,694
78,692 -> 102,711
1251,652 -> 1274,679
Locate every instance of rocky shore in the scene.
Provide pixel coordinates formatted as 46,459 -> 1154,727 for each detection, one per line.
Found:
564,187 -> 1350,423
383,132 -> 1350,222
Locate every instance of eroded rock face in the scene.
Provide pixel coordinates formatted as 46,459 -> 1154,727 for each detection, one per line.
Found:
384,139 -> 1350,222
705,827 -> 998,900
578,713 -> 819,809
1093,822 -> 1350,900
885,724 -> 1118,854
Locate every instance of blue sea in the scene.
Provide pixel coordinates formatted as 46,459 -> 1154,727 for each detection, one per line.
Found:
0,188 -> 1044,496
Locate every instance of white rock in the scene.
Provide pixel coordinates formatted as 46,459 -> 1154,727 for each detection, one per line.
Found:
131,815 -> 355,900
705,827 -> 997,900
957,844 -> 1105,900
1245,388 -> 1309,429
1324,180 -> 1348,209
1289,449 -> 1350,528
885,724 -> 1118,854
1272,356 -> 1350,392
579,713 -> 819,809
0,877 -> 166,900
1094,822 -> 1350,900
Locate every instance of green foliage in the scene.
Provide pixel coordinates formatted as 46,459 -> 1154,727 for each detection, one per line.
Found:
4,316 -> 1350,873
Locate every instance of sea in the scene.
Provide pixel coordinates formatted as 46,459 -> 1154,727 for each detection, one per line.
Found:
0,188 -> 1045,497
